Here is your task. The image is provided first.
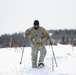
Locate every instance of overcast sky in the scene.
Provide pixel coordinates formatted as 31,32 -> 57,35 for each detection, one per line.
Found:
0,0 -> 76,35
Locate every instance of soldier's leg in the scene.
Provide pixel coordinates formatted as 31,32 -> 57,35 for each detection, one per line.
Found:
38,45 -> 47,64
31,47 -> 38,68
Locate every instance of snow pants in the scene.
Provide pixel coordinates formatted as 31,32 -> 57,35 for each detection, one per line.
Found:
31,45 -> 46,68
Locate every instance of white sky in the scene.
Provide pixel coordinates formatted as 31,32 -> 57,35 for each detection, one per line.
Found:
0,0 -> 76,35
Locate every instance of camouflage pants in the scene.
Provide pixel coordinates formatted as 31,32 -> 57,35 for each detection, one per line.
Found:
31,45 -> 46,68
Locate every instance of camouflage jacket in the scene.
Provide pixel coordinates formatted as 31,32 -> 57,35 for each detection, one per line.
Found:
24,26 -> 50,47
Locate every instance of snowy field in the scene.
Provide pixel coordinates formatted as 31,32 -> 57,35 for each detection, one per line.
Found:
0,44 -> 76,75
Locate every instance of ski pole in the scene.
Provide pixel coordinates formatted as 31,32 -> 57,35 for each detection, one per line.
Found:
52,54 -> 54,71
19,43 -> 25,65
50,43 -> 58,67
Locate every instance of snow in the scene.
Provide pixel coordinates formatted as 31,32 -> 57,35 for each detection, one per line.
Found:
0,44 -> 76,75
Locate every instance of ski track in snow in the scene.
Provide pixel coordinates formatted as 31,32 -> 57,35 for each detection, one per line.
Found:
0,44 -> 76,75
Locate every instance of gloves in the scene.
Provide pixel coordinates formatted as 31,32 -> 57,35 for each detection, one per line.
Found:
41,38 -> 46,43
23,33 -> 26,38
47,37 -> 52,45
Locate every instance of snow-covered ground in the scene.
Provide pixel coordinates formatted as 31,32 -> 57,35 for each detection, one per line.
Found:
0,44 -> 76,75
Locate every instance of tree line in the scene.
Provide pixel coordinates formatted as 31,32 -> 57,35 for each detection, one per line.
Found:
0,29 -> 76,48
0,32 -> 29,48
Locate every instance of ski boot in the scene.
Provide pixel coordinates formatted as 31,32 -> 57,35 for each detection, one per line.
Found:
38,63 -> 44,68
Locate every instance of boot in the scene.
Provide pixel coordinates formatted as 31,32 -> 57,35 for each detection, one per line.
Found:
38,63 -> 44,68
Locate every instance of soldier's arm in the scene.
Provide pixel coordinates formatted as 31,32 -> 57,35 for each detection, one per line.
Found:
42,28 -> 53,45
24,29 -> 29,38
42,27 -> 50,39
24,27 -> 33,38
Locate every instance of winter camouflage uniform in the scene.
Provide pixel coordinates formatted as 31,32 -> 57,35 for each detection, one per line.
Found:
24,26 -> 50,68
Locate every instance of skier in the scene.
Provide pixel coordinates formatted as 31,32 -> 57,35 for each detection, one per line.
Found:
24,20 -> 50,68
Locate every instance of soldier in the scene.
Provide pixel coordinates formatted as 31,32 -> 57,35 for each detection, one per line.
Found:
24,20 -> 50,68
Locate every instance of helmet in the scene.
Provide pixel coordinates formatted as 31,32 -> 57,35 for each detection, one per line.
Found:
33,20 -> 39,26
33,20 -> 39,29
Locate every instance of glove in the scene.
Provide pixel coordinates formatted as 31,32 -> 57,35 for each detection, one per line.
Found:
23,33 -> 26,38
47,37 -> 52,45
